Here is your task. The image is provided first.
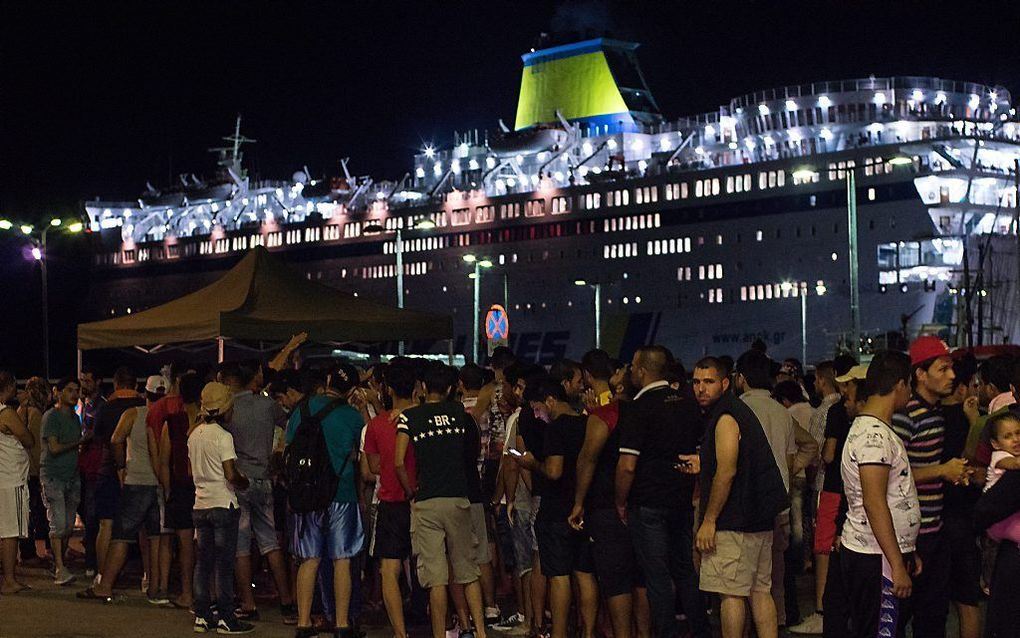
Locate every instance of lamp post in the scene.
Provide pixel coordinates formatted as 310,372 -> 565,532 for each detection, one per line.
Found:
463,254 -> 493,363
365,219 -> 436,355
782,280 -> 827,364
793,156 -> 910,360
574,279 -> 602,349
1,217 -> 84,379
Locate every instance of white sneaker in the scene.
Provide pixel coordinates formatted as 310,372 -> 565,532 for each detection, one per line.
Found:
790,612 -> 824,634
492,613 -> 525,631
54,567 -> 76,586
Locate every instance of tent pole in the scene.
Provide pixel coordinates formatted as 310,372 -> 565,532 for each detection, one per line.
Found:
448,338 -> 454,365
77,349 -> 83,380
217,337 -> 225,363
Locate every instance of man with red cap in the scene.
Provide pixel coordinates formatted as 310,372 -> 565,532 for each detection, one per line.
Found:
890,336 -> 969,637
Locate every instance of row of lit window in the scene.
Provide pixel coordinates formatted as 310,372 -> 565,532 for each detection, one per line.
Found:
634,186 -> 658,205
604,242 -> 640,259
382,236 -> 451,254
707,288 -> 724,304
758,170 -> 787,190
605,213 -> 661,233
361,262 -> 429,279
699,264 -> 724,280
725,174 -> 753,194
605,189 -> 631,207
649,237 -> 693,255
740,281 -> 807,301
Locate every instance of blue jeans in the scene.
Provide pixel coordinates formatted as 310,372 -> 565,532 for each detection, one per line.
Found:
628,506 -> 708,638
193,506 -> 241,624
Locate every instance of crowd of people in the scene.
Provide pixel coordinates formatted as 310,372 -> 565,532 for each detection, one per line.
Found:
0,333 -> 1019,638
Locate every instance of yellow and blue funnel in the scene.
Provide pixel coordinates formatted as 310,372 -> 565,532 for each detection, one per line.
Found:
514,38 -> 660,132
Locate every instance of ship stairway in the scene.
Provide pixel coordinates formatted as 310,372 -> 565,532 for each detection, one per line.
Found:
932,144 -> 966,170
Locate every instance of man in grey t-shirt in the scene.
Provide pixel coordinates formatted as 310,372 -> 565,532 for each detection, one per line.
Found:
221,363 -> 294,621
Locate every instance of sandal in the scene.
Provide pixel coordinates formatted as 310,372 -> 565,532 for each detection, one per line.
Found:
76,587 -> 115,603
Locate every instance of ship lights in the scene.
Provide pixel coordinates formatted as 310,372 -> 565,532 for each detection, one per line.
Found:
758,104 -> 770,116
469,159 -> 479,170
451,160 -> 461,174
820,128 -> 833,141
728,142 -> 737,150
873,92 -> 887,105
935,91 -> 947,105
416,167 -> 425,178
630,139 -> 643,151
969,94 -> 980,109
582,142 -> 593,155
424,146 -> 435,158
704,125 -> 715,137
637,161 -> 647,173
486,157 -> 496,169
553,171 -> 564,181
817,95 -> 831,109
785,100 -> 797,111
515,154 -> 524,164
606,138 -> 618,150
745,139 -> 756,150
912,89 -> 924,102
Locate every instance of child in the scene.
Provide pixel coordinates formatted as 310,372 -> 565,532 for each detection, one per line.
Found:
984,412 -> 1020,543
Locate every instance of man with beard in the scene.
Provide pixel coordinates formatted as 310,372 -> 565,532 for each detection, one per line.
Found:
681,357 -> 787,638
890,336 -> 969,637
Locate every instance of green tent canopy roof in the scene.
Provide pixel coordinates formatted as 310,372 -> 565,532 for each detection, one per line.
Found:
77,247 -> 452,350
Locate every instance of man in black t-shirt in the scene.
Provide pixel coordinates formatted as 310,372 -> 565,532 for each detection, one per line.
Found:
395,363 -> 487,638
511,379 -> 594,638
616,346 -> 709,638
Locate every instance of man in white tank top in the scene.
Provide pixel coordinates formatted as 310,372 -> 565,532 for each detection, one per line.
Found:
0,371 -> 34,594
78,375 -> 167,603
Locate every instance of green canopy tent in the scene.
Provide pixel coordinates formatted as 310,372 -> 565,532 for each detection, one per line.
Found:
77,246 -> 452,365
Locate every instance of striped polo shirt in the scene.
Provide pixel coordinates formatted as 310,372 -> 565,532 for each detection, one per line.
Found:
891,395 -> 945,535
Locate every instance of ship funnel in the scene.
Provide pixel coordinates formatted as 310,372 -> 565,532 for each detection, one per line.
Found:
513,38 -> 661,132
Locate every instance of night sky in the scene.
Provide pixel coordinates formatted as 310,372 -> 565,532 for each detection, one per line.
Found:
2,1 -> 1020,375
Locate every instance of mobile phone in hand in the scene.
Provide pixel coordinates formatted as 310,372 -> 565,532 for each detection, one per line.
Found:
508,448 -> 524,457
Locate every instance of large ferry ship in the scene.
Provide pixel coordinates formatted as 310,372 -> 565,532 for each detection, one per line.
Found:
84,36 -> 1020,365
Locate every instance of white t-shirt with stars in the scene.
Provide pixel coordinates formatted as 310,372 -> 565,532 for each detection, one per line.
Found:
840,414 -> 920,555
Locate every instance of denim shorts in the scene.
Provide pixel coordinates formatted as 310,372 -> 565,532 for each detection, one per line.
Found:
511,506 -> 537,577
40,472 -> 81,537
236,478 -> 280,557
112,484 -> 161,541
290,501 -> 364,561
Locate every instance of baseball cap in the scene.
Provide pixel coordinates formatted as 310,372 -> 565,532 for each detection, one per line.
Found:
835,363 -> 869,384
200,382 -> 235,417
909,335 -> 951,367
145,375 -> 168,394
328,363 -> 360,395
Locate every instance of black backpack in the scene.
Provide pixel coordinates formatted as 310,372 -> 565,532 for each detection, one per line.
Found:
284,398 -> 349,513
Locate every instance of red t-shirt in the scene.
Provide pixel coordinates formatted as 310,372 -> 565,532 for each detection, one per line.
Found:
147,394 -> 184,439
364,410 -> 417,502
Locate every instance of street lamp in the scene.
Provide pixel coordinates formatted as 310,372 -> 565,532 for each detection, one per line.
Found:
464,254 -> 493,363
364,218 -> 436,355
792,155 -> 909,360
782,281 -> 827,364
0,217 -> 84,379
574,279 -> 602,349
